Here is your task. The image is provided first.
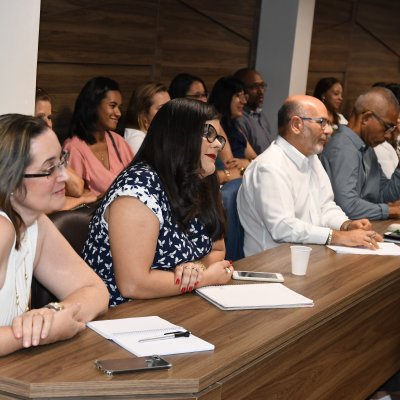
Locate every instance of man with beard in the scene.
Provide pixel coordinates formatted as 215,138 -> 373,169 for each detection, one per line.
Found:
237,95 -> 379,255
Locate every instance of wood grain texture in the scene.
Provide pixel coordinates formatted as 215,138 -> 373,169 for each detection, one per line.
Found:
37,0 -> 260,145
0,219 -> 399,399
307,0 -> 400,119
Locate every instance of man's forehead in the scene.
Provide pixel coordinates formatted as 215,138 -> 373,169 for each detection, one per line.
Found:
245,71 -> 263,83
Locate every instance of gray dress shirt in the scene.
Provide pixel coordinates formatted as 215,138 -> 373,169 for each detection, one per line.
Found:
320,125 -> 400,220
234,106 -> 276,155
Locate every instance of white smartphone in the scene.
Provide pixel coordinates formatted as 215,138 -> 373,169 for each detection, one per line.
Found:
232,271 -> 284,282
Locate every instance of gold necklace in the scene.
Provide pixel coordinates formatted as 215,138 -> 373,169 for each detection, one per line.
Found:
15,257 -> 29,313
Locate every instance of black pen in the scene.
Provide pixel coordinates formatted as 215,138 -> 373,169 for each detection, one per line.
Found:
138,330 -> 191,343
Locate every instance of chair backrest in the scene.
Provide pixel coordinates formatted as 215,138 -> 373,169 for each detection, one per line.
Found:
30,202 -> 98,309
220,178 -> 244,261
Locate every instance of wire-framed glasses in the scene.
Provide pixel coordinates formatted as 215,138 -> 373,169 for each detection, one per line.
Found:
299,117 -> 328,128
24,151 -> 69,179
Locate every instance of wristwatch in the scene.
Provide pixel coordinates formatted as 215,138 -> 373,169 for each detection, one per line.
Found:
44,302 -> 64,312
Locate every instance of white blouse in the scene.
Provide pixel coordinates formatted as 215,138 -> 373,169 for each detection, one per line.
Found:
0,211 -> 37,326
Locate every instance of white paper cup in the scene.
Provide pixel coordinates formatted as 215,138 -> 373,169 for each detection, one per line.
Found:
290,246 -> 312,276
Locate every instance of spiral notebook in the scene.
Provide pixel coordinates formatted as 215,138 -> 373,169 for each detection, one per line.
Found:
87,316 -> 214,356
196,283 -> 314,310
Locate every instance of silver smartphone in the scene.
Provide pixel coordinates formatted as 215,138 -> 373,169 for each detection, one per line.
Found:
95,355 -> 171,376
232,270 -> 284,282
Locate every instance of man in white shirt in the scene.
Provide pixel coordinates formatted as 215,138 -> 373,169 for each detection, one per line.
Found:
237,94 -> 381,256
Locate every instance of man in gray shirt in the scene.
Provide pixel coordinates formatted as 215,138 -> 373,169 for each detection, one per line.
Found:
233,68 -> 276,154
320,87 -> 400,220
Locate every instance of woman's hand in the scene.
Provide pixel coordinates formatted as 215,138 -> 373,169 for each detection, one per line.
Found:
200,260 -> 233,287
174,263 -> 205,293
11,303 -> 85,348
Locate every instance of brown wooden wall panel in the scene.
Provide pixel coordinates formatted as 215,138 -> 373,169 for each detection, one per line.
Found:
307,0 -> 400,119
37,0 -> 260,143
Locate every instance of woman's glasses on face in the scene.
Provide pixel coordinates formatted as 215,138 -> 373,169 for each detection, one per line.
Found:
24,151 -> 69,179
203,124 -> 226,150
185,92 -> 209,100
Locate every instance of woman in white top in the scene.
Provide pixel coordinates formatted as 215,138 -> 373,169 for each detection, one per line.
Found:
124,82 -> 170,154
0,114 -> 108,356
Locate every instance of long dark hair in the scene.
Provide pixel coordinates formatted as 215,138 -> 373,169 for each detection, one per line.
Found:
68,76 -> 120,144
208,76 -> 245,130
133,98 -> 226,240
0,114 -> 48,249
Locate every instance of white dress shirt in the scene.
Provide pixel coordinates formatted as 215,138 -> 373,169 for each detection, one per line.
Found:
237,136 -> 348,255
374,141 -> 398,179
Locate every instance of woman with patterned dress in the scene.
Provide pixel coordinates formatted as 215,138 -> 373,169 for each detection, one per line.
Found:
83,98 -> 234,306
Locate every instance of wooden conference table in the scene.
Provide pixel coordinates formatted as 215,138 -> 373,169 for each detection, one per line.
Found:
0,221 -> 400,400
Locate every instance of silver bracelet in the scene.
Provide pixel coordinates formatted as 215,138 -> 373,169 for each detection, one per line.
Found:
326,229 -> 333,245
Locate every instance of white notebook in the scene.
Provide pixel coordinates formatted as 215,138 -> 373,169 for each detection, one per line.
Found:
196,283 -> 314,310
87,316 -> 214,356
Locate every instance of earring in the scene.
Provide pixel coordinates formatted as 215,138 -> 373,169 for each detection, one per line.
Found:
322,96 -> 325,102
10,192 -> 14,196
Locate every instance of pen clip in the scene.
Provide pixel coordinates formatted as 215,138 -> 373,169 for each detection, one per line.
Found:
138,330 -> 191,343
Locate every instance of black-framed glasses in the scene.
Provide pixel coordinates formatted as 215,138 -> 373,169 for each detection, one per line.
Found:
246,82 -> 268,91
368,111 -> 397,134
203,124 -> 226,150
185,92 -> 208,100
299,117 -> 328,129
24,151 -> 69,179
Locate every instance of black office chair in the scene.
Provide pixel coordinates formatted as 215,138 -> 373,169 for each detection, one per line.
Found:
30,202 -> 98,309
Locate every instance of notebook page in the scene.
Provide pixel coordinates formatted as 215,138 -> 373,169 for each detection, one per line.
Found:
196,283 -> 314,310
112,331 -> 215,357
87,316 -> 181,339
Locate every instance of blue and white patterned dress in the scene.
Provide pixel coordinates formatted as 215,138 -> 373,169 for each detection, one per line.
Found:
82,162 -> 212,306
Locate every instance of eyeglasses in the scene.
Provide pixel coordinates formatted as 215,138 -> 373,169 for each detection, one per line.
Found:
235,92 -> 249,102
299,117 -> 328,129
246,82 -> 268,91
368,111 -> 397,134
203,124 -> 226,150
185,92 -> 208,100
24,151 -> 69,179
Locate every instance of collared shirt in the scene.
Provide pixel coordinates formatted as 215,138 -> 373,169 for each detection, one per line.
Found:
320,126 -> 400,220
237,136 -> 348,255
374,141 -> 399,178
234,105 -> 276,155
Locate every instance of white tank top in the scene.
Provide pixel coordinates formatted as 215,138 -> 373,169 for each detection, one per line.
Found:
0,211 -> 37,326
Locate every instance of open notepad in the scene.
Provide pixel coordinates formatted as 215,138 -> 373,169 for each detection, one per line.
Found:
87,316 -> 214,356
196,283 -> 314,310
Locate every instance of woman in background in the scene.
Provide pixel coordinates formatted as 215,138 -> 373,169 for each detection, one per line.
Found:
35,87 -> 97,209
83,99 -> 233,306
313,77 -> 348,131
63,77 -> 134,197
0,114 -> 108,356
124,82 -> 170,154
169,73 -> 242,183
209,76 -> 257,174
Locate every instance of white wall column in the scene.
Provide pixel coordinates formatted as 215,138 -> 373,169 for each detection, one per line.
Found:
0,1 -> 41,115
255,0 -> 315,131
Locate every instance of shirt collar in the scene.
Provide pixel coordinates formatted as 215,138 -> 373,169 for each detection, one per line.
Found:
341,125 -> 368,151
275,135 -> 310,170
